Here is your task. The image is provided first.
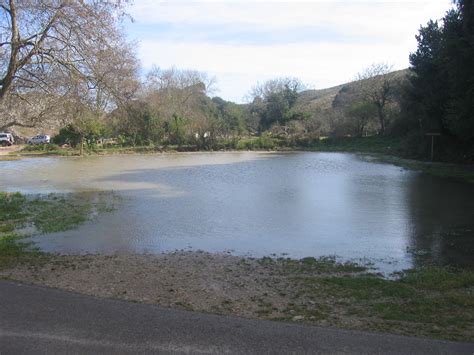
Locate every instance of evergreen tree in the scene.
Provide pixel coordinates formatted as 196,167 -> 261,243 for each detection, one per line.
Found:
409,1 -> 474,142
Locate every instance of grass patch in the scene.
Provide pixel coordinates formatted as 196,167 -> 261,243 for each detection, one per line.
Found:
0,191 -> 118,268
280,265 -> 474,341
306,136 -> 403,155
322,275 -> 413,299
236,136 -> 276,150
398,267 -> 474,291
277,255 -> 367,274
16,144 -> 79,156
371,155 -> 474,184
0,233 -> 41,268
0,233 -> 35,257
248,255 -> 474,340
0,192 -> 27,224
0,155 -> 20,161
1,191 -> 117,235
27,197 -> 89,233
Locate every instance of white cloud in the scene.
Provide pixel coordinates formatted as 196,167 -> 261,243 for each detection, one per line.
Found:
127,0 -> 454,102
138,39 -> 413,101
129,1 -> 450,33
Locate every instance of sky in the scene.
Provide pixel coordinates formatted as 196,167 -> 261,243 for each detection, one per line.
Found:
125,0 -> 453,103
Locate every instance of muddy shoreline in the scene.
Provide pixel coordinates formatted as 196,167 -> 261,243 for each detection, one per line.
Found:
1,251 -> 473,342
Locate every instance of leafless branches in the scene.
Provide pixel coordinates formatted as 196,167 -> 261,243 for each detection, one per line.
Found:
0,0 -> 138,131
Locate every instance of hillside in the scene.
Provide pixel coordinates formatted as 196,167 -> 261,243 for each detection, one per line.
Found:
290,69 -> 410,136
297,85 -> 344,112
297,68 -> 409,112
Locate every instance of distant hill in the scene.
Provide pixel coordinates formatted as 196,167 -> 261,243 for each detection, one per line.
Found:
297,69 -> 409,112
297,84 -> 345,112
289,69 -> 410,135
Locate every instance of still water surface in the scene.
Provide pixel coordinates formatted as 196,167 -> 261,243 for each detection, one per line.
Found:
1,152 -> 473,272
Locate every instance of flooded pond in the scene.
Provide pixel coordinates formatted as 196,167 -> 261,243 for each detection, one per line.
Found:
1,152 -> 473,272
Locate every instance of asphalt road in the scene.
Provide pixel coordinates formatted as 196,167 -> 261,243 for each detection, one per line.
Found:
0,280 -> 473,354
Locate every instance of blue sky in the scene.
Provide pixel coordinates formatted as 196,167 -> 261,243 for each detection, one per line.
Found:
126,1 -> 453,103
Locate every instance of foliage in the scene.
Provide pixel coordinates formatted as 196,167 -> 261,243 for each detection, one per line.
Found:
22,144 -> 61,152
111,101 -> 164,146
52,125 -> 82,147
404,0 -> 474,160
249,77 -> 308,131
7,0 -> 472,164
354,63 -> 399,135
212,97 -> 248,135
236,136 -> 276,150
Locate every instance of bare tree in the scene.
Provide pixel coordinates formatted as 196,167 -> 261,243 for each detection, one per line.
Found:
355,63 -> 395,135
249,77 -> 304,101
142,67 -> 217,144
346,101 -> 377,137
0,0 -> 137,132
144,66 -> 216,120
145,66 -> 216,95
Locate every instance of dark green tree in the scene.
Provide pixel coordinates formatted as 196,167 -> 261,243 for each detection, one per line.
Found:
249,78 -> 305,131
408,1 -> 474,141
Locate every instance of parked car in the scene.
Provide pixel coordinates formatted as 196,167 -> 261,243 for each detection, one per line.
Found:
0,132 -> 14,146
28,135 -> 50,144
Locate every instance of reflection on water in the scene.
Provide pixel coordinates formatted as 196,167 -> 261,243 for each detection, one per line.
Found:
1,152 -> 473,272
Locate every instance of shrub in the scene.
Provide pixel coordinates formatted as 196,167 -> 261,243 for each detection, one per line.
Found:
236,136 -> 276,150
22,143 -> 61,152
52,125 -> 81,147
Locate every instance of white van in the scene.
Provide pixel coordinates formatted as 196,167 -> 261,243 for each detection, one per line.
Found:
0,133 -> 14,146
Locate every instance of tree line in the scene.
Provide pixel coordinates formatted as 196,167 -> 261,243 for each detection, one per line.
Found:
1,0 -> 472,161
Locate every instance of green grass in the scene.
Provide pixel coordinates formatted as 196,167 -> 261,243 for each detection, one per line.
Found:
0,233 -> 36,257
371,155 -> 474,184
0,233 -> 41,268
322,275 -> 413,299
0,192 -> 27,225
398,267 -> 474,291
305,136 -> 403,155
0,191 -> 118,268
236,136 -> 276,150
0,192 -> 115,235
275,255 -> 368,274
275,264 -> 474,341
16,144 -> 79,156
0,155 -> 20,161
27,197 -> 89,233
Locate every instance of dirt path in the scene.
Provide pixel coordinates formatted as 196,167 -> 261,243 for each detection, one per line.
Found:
0,145 -> 23,156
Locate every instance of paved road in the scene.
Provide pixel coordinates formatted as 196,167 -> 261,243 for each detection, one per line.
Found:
0,281 -> 473,354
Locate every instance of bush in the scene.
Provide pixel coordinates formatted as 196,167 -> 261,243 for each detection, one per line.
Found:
236,136 -> 276,150
52,125 -> 81,147
291,133 -> 321,148
22,143 -> 61,152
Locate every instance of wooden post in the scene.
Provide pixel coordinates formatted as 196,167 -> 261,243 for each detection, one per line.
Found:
426,133 -> 441,161
431,135 -> 434,161
80,135 -> 84,156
